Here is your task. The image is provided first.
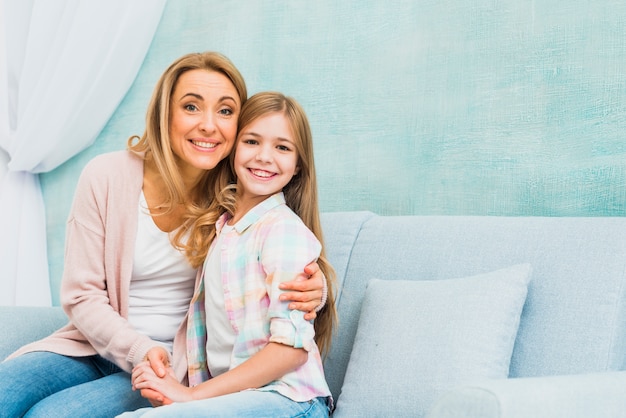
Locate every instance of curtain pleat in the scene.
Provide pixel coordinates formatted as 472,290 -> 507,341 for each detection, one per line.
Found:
0,0 -> 167,305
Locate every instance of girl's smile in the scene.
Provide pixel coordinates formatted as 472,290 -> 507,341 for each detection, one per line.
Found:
234,112 -> 300,210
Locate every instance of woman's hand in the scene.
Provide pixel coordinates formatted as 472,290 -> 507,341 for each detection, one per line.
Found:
145,346 -> 170,378
139,346 -> 173,406
132,361 -> 192,404
279,261 -> 325,320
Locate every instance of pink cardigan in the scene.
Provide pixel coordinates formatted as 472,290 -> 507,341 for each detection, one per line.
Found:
9,151 -> 190,381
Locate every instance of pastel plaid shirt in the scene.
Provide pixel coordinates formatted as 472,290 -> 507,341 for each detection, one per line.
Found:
186,192 -> 332,403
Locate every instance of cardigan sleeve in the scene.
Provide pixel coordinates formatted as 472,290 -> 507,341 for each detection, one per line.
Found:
60,153 -> 161,372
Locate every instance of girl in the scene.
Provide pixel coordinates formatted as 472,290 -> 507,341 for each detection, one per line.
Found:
124,92 -> 336,417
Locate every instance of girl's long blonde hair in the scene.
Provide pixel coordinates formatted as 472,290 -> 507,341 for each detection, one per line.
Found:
127,51 -> 247,261
186,92 -> 337,355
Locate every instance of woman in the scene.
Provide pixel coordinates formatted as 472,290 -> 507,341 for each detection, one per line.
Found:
0,52 -> 325,418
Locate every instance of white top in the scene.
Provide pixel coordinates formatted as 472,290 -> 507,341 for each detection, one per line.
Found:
204,222 -> 236,377
127,191 -> 197,353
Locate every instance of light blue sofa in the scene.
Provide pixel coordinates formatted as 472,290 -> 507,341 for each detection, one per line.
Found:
3,212 -> 626,417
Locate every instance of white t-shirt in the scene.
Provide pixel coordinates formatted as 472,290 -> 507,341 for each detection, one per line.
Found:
204,222 -> 236,377
127,191 -> 197,353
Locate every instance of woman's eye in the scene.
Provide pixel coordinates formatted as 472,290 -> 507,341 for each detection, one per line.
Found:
184,104 -> 198,112
219,108 -> 233,116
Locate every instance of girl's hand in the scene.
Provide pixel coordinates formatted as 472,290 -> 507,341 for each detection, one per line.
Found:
279,261 -> 325,320
132,361 -> 193,403
140,387 -> 173,407
138,346 -> 173,406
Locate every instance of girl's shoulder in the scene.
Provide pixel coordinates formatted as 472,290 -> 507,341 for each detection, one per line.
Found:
257,207 -> 322,264
262,203 -> 304,227
260,205 -> 319,243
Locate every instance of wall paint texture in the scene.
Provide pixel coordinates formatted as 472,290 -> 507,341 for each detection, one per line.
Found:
41,0 -> 626,299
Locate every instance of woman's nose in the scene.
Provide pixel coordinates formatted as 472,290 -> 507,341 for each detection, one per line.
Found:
199,113 -> 216,133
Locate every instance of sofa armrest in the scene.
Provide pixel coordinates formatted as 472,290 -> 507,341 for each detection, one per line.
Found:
0,306 -> 67,361
427,371 -> 626,418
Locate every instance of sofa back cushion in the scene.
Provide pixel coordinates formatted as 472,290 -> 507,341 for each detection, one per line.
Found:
0,306 -> 68,360
321,213 -> 626,401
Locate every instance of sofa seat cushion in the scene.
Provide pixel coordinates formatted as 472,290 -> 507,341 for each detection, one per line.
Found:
333,263 -> 532,418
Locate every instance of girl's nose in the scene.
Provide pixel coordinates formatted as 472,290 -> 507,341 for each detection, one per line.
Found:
255,146 -> 272,162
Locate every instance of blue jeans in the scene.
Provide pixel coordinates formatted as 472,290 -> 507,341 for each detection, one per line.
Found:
0,351 -> 151,417
117,391 -> 330,418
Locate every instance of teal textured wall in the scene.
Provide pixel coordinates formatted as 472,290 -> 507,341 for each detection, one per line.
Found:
41,0 -> 626,302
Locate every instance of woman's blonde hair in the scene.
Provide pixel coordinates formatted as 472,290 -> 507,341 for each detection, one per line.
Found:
127,51 -> 247,261
216,92 -> 337,355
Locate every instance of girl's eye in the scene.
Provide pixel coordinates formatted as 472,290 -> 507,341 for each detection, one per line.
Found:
243,139 -> 258,145
277,145 -> 291,152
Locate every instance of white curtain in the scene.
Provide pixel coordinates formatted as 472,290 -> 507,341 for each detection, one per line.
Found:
0,0 -> 167,306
